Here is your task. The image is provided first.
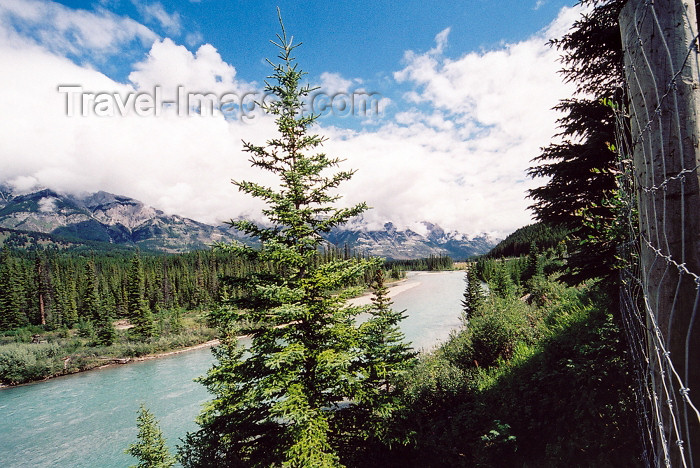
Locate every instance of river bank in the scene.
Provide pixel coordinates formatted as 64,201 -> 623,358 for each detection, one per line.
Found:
0,338 -> 221,389
347,277 -> 419,306
0,308 -> 218,387
0,330 -> 219,389
0,272 -> 458,388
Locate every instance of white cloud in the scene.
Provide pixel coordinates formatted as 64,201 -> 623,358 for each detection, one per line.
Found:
318,72 -> 356,95
185,31 -> 204,48
430,28 -> 451,55
354,6 -> 581,235
0,0 -> 156,58
134,1 -> 182,36
0,6 -> 277,225
128,38 -> 253,103
38,197 -> 57,212
0,1 -> 582,238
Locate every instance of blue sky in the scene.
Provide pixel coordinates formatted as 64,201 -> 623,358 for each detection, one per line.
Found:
0,0 -> 582,237
52,0 -> 573,83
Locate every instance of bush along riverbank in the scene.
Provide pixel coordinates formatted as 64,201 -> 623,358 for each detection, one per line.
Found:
353,253 -> 642,467
0,308 -> 217,386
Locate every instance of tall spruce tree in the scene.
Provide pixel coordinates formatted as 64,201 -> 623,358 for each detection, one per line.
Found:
80,260 -> 101,323
351,269 -> 415,445
461,264 -> 484,322
181,14 -> 405,467
128,255 -> 155,340
528,0 -> 626,284
0,249 -> 26,330
523,241 -> 543,284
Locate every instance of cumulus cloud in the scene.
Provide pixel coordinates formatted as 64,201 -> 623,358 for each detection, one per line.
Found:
185,31 -> 204,48
0,3 -> 277,225
318,72 -> 356,95
128,38 -> 254,103
0,0 -> 582,238
354,6 -> 582,235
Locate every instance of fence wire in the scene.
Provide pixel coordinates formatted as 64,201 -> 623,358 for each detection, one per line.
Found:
617,1 -> 700,467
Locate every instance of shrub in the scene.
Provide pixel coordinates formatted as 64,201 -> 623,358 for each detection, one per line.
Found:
0,343 -> 63,384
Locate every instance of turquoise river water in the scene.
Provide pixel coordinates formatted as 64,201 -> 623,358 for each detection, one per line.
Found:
0,270 -> 465,467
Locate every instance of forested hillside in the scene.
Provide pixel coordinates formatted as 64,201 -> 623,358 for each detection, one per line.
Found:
485,223 -> 568,259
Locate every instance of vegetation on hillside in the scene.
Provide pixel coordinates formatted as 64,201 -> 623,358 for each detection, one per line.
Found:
377,253 -> 640,467
0,244 -> 389,385
485,223 -> 568,259
385,254 -> 454,273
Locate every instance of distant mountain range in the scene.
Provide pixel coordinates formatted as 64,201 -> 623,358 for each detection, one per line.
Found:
326,222 -> 495,260
0,185 -> 496,259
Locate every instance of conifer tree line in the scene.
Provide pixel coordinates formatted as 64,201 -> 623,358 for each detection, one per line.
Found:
0,244 -> 377,334
385,254 -> 454,272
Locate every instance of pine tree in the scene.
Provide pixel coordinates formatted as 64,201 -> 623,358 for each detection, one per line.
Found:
126,405 -> 176,468
181,14 -> 399,467
0,249 -> 26,330
462,264 -> 484,322
352,269 -> 416,443
528,0 -> 626,284
492,263 -> 515,298
96,305 -> 117,346
34,254 -> 51,326
64,275 -> 79,326
80,260 -> 101,323
523,242 -> 543,283
128,255 -> 155,340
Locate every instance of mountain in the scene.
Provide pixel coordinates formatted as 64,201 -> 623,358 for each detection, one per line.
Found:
0,187 -> 240,253
326,222 -> 496,260
0,186 -> 496,258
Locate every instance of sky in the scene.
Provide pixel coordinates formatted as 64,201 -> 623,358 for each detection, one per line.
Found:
0,0 -> 582,238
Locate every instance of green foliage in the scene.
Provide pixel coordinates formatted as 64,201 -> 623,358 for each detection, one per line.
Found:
385,279 -> 641,467
476,420 -> 517,465
0,249 -> 27,330
76,317 -> 95,339
386,255 -> 454,272
522,242 -> 543,283
180,16 -> 410,467
95,310 -> 117,346
80,260 -> 101,322
0,309 -> 216,385
128,255 -> 156,340
527,0 -> 626,285
126,405 -> 176,468
460,265 -> 483,323
0,342 -> 64,385
348,269 -> 416,449
486,223 -> 568,259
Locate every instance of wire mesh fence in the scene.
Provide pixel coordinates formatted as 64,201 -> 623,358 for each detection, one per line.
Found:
617,1 -> 700,466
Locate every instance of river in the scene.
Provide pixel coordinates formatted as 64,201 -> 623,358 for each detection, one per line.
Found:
0,270 -> 465,467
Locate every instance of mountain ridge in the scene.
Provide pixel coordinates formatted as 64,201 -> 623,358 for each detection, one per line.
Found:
0,185 -> 496,258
